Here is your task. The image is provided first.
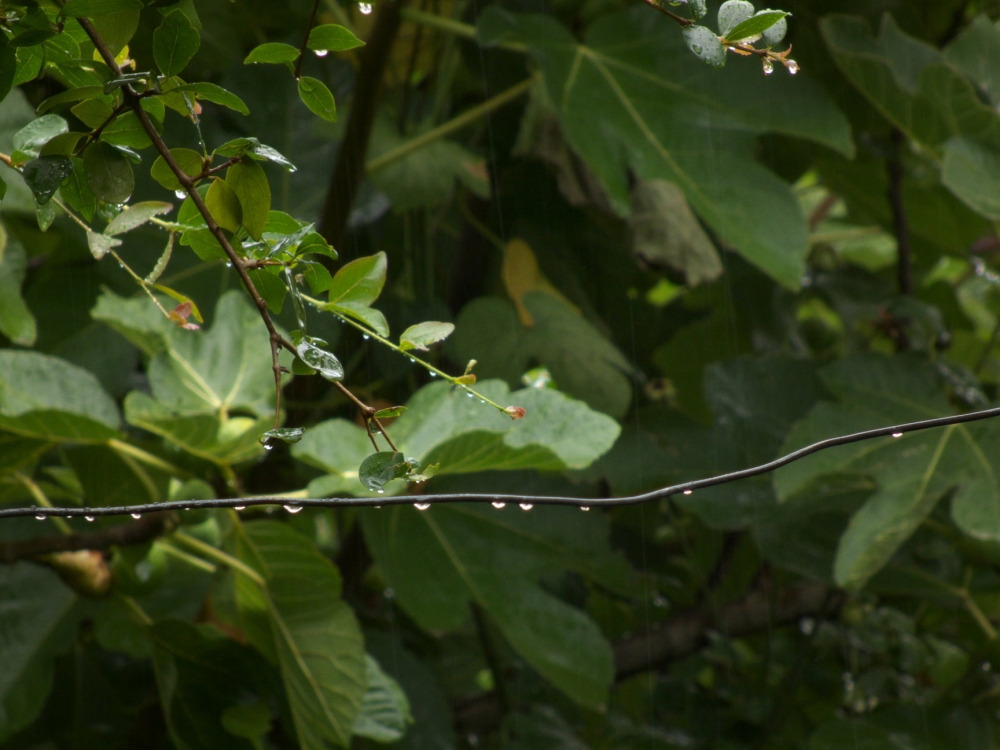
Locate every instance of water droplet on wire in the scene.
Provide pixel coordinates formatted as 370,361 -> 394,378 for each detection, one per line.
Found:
683,490 -> 693,495
235,505 -> 246,511
492,502 -> 506,509
892,432 -> 903,438
519,503 -> 533,511
284,504 -> 302,514
580,506 -> 590,511
132,513 -> 142,519
35,514 -> 45,520
85,515 -> 95,522
414,502 -> 431,511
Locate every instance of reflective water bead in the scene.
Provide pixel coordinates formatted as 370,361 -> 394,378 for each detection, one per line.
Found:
492,502 -> 506,509
519,503 -> 533,510
359,2 -> 372,12
35,515 -> 45,520
580,506 -> 590,511
363,334 -> 370,340
132,513 -> 142,519
377,489 -> 384,494
414,502 -> 431,511
235,505 -> 246,511
683,490 -> 693,495
314,49 -> 328,57
85,515 -> 95,522
284,504 -> 302,514
892,432 -> 903,438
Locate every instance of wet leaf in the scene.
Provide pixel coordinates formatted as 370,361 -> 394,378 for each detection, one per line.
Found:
245,42 -> 299,64
399,321 -> 454,351
297,76 -> 337,122
227,157 -> 270,240
295,335 -> 344,382
150,148 -> 203,191
82,142 -> 133,204
21,155 -> 73,204
169,83 -> 249,116
307,24 -> 365,52
153,9 -> 200,77
359,451 -> 417,492
86,229 -> 122,260
260,427 -> 305,445
105,200 -> 172,235
204,177 -> 242,233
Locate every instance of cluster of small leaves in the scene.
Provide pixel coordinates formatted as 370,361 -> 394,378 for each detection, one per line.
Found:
675,0 -> 797,74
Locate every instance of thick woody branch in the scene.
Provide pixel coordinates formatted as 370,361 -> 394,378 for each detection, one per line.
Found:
0,513 -> 172,564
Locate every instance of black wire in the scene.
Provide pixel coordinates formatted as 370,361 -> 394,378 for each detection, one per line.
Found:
6,403 -> 1000,520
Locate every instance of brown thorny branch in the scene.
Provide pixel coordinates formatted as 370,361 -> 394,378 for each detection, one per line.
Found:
75,14 -> 398,451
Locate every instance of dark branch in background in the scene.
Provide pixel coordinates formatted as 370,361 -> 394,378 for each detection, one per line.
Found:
318,0 -> 405,249
7,402 -> 1000,520
640,0 -> 693,27
455,580 -> 840,731
0,513 -> 171,564
886,128 -> 913,296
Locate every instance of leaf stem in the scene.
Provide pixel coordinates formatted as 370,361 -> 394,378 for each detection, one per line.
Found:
171,530 -> 265,587
107,439 -> 192,478
366,77 -> 533,174
15,472 -> 71,535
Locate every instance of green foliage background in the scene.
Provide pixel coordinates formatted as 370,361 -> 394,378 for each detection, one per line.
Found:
3,0 -> 1000,748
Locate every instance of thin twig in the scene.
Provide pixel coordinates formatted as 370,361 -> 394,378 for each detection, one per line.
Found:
294,0 -> 323,80
640,0 -> 693,26
10,402 -> 1000,518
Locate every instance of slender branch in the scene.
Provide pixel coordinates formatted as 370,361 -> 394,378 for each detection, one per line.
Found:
886,128 -> 913,296
9,402 -> 1000,518
0,513 -> 172,564
366,78 -> 533,174
318,0 -> 405,249
640,0 -> 693,27
294,0 -> 323,80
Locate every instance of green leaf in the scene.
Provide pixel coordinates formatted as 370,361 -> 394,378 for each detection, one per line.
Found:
361,501 -> 633,708
20,155 -> 73,204
58,156 -> 97,221
0,565 -> 81,743
682,25 -> 726,67
482,8 -> 853,288
93,290 -> 283,464
822,15 -> 1000,154
724,10 -> 788,43
292,420 -> 373,496
227,158 -> 270,240
298,380 -> 620,490
105,200 -> 173,235
38,131 -> 85,156
450,293 -> 632,418
760,10 -> 788,45
808,705 -> 995,750
244,42 -> 300,64
153,9 -> 201,77
327,302 -> 390,337
214,137 -> 296,171
0,35 -> 14,105
233,522 -> 367,750
205,177 -> 242,233
150,148 -> 203,191
169,83 -> 250,116
91,8 -> 140,57
359,452 -> 417,492
775,354 -> 1000,589
373,406 -> 406,419
82,141 -> 134,204
61,0 -> 143,17
399,321 -> 454,351
260,427 -> 304,445
0,350 -> 121,442
307,24 -> 365,52
36,86 -> 105,114
941,137 -> 1000,220
328,252 -> 386,307
297,76 -> 337,122
717,0 -> 754,37
86,228 -> 122,259
352,656 -> 411,743
150,619 -> 267,750
247,266 -> 286,314
944,16 -> 1000,107
13,114 -> 68,157
295,335 -> 344,382
0,231 -> 37,346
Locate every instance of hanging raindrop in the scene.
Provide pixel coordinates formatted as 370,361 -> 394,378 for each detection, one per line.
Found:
85,515 -> 95,522
284,504 -> 302,514
132,513 -> 142,519
892,432 -> 903,438
414,502 -> 431,511
363,334 -> 370,340
377,489 -> 384,494
264,442 -> 274,451
492,502 -> 506,509
580,506 -> 590,511
430,371 -> 437,377
235,505 -> 246,511
314,49 -> 329,57
683,490 -> 693,495
35,514 -> 45,520
174,190 -> 187,200
359,2 -> 372,13
519,503 -> 533,511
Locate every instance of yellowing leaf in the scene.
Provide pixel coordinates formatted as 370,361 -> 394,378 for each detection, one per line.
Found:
501,239 -> 576,327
